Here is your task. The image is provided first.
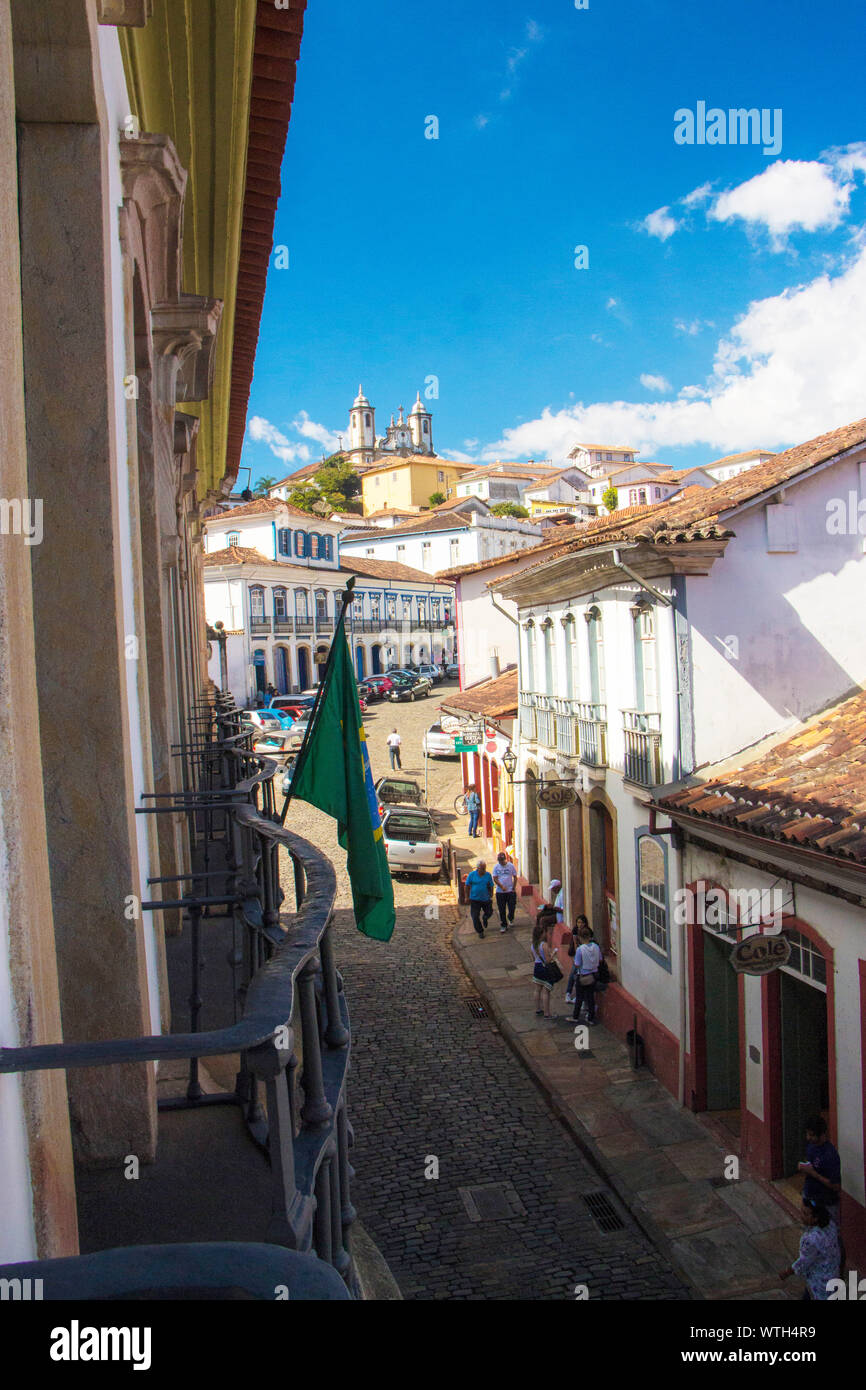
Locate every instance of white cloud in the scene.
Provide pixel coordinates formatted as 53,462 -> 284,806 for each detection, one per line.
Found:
475,114 -> 490,129
463,437 -> 479,449
642,206 -> 679,241
606,296 -> 618,310
441,447 -> 476,464
674,317 -> 712,336
710,159 -> 853,247
292,410 -> 342,453
640,373 -> 672,393
681,181 -> 714,207
247,411 -> 342,467
826,141 -> 866,179
526,19 -> 543,42
481,244 -> 866,463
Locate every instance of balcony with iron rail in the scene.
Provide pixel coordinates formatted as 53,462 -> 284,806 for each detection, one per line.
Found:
250,616 -> 272,636
0,696 -> 359,1300
622,709 -> 662,787
576,702 -> 608,769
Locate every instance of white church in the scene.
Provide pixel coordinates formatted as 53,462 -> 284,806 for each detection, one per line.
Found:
344,386 -> 436,469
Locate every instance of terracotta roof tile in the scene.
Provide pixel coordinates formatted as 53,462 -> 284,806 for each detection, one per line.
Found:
440,668 -> 519,720
204,545 -> 273,566
657,686 -> 866,866
339,557 -> 454,586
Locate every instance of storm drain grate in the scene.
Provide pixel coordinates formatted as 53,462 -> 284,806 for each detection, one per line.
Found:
581,1190 -> 626,1233
459,1181 -> 527,1223
463,995 -> 488,1019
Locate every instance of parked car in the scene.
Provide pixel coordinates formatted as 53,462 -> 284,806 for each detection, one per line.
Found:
358,679 -> 381,702
381,807 -> 444,879
257,705 -> 296,729
443,662 -> 459,680
388,674 -> 432,702
242,709 -> 285,734
416,663 -> 445,684
269,695 -> 317,718
374,775 -> 424,820
422,722 -> 459,758
362,674 -> 395,696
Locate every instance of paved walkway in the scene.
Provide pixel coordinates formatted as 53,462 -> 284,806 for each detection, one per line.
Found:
452,896 -> 804,1301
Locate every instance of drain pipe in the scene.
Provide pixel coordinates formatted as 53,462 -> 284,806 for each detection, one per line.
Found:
489,591 -> 519,627
611,548 -> 672,607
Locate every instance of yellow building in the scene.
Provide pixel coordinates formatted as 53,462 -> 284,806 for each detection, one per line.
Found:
361,455 -> 473,516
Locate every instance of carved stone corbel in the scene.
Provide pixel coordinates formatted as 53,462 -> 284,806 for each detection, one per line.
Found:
151,297 -> 223,403
97,0 -> 153,26
120,135 -> 187,309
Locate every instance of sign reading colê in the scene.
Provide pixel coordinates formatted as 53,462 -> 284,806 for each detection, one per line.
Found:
729,933 -> 791,975
536,782 -> 578,810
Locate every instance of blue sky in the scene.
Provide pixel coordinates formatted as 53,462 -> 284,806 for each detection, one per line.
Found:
243,0 -> 866,485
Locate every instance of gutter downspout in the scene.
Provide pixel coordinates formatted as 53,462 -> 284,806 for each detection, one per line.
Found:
489,591 -> 519,626
611,548 -> 672,606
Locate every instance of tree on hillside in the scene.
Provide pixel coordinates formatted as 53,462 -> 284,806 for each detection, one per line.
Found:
490,501 -> 529,518
314,453 -> 361,510
286,484 -> 323,514
601,486 -> 618,512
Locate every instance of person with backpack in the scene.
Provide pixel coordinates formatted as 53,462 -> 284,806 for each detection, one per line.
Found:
571,925 -> 602,1026
565,914 -> 589,1004
531,910 -> 561,1019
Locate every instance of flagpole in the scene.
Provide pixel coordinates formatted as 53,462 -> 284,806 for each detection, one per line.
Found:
278,575 -> 356,826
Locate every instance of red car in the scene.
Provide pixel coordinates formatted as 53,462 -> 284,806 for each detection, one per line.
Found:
361,674 -> 395,696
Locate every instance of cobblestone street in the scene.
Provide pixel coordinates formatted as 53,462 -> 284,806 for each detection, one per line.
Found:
281,686 -> 687,1299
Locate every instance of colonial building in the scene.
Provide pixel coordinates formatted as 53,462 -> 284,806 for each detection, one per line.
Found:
343,500 -> 544,574
345,387 -> 435,469
454,461 -> 559,504
704,448 -> 777,482
495,418 -> 866,1266
203,500 -> 455,697
0,0 -> 365,1300
359,453 -> 474,516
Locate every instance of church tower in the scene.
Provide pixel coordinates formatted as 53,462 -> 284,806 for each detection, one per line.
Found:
348,386 -> 375,462
409,391 -> 433,454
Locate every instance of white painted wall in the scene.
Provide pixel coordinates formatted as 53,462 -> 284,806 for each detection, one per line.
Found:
341,514 -> 542,575
686,451 -> 866,768
456,570 -> 520,689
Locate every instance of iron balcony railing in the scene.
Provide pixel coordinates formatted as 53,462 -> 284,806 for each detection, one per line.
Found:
315,615 -> 335,632
553,697 -> 580,757
294,617 -> 314,634
250,617 -> 271,635
535,694 -> 555,748
576,701 -> 608,768
0,696 -> 358,1298
622,709 -> 662,786
519,693 -> 537,741
273,617 -> 293,635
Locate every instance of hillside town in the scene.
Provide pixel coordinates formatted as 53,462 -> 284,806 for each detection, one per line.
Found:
0,0 -> 862,1355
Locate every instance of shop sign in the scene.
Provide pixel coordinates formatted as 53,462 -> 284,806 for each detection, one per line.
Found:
535,782 -> 577,809
729,933 -> 791,975
460,721 -> 484,745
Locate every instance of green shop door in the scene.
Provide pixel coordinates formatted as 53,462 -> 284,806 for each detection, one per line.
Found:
780,971 -> 828,1175
703,930 -> 740,1110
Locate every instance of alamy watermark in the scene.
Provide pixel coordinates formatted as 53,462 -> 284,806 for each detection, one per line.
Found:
0,497 -> 43,546
674,103 -> 782,157
674,880 -> 784,933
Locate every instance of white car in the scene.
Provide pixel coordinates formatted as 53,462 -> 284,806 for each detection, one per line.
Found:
382,807 -> 444,878
422,722 -> 459,758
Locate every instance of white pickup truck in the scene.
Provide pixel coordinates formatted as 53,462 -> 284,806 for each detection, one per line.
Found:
381,807 -> 444,879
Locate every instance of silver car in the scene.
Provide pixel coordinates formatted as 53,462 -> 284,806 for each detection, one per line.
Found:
382,808 -> 444,878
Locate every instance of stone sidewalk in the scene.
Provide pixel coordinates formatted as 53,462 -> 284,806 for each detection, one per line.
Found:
451,898 -> 804,1301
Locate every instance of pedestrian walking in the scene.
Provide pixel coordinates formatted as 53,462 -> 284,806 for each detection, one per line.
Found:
531,913 -> 561,1018
779,1199 -> 841,1299
571,924 -> 602,1026
466,786 -> 482,837
386,728 -> 402,770
799,1115 -> 842,1220
465,859 -> 494,938
492,851 -> 518,932
565,913 -> 590,1004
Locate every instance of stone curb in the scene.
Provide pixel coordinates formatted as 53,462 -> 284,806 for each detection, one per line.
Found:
450,915 -> 707,1301
352,1220 -> 403,1301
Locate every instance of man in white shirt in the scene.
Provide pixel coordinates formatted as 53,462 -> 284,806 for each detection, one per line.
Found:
551,879 -> 563,925
492,852 -> 518,932
386,729 -> 402,770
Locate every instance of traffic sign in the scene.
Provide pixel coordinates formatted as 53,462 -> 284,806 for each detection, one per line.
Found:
455,741 -> 479,753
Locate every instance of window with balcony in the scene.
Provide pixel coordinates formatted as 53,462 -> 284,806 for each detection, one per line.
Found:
586,606 -> 606,704
294,589 -> 309,622
523,620 -> 536,691
631,600 -> 658,712
273,587 -> 287,619
636,833 -> 669,963
315,589 -> 329,620
563,614 -> 577,698
249,586 -> 265,619
541,618 -> 554,694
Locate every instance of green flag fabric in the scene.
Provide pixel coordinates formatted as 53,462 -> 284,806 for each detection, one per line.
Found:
288,611 -> 395,941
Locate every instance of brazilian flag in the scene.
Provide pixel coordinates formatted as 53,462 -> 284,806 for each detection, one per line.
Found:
285,587 -> 395,941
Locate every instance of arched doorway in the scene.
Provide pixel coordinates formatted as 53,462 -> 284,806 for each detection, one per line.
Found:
252,649 -> 266,702
524,768 -> 540,886
296,645 -> 311,691
355,644 -> 366,678
546,802 -> 563,891
588,801 -> 616,950
774,929 -> 831,1178
274,646 -> 290,694
314,644 -> 329,684
371,644 -> 382,674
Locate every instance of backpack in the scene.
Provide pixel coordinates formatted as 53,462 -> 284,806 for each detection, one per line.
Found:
596,956 -> 610,987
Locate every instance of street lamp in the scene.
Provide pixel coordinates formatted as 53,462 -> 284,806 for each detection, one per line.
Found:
502,746 -> 518,781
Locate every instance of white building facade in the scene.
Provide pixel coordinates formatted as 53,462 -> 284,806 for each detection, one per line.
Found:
340,507 -> 544,576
